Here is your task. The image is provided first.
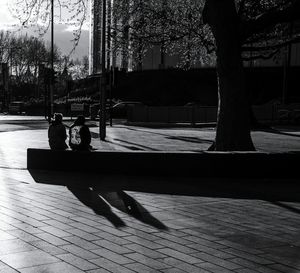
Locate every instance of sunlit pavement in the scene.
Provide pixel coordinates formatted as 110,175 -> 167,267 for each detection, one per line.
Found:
0,116 -> 300,273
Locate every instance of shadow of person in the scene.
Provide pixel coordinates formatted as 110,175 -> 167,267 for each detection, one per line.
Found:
67,185 -> 126,228
94,188 -> 168,230
65,183 -> 167,230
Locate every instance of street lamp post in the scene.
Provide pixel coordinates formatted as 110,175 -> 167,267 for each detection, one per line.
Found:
282,22 -> 294,105
48,0 -> 54,123
100,0 -> 107,140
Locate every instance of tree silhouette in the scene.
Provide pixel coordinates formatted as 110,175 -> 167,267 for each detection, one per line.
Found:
10,0 -> 300,150
203,0 -> 300,150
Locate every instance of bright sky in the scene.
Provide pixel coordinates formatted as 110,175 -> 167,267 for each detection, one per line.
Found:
0,0 -> 18,30
0,0 -> 89,59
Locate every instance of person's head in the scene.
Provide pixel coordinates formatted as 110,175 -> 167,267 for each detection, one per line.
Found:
53,113 -> 63,123
74,115 -> 85,125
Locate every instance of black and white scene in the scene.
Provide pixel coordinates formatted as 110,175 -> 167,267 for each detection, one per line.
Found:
0,0 -> 300,272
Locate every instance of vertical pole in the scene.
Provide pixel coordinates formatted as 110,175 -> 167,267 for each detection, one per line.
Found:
282,48 -> 288,105
109,68 -> 113,127
100,0 -> 107,140
107,0 -> 111,70
49,0 -> 54,123
159,0 -> 167,69
282,23 -> 293,105
160,43 -> 165,69
8,48 -> 12,108
2,63 -> 9,110
107,0 -> 112,127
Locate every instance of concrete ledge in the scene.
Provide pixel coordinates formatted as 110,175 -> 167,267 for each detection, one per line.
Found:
27,148 -> 300,178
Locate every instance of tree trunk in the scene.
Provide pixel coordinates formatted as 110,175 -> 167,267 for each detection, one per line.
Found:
204,0 -> 255,151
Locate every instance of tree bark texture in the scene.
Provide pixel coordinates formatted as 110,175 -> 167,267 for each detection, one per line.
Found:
204,0 -> 255,151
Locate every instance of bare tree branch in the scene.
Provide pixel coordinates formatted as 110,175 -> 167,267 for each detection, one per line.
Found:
241,0 -> 300,40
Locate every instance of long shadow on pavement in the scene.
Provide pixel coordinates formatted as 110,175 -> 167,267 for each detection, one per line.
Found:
97,189 -> 168,229
29,170 -> 168,230
269,200 -> 300,214
110,138 -> 160,151
91,131 -> 152,151
68,185 -> 168,229
29,169 -> 300,273
258,127 -> 300,138
28,170 -> 300,273
166,135 -> 214,144
105,139 -> 147,151
67,185 -> 126,228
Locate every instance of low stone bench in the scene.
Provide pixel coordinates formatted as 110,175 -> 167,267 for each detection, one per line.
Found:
27,148 -> 300,178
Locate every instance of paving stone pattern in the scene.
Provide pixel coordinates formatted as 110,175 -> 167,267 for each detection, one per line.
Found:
0,118 -> 300,272
0,175 -> 300,273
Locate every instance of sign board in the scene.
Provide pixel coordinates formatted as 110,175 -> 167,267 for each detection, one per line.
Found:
71,103 -> 84,112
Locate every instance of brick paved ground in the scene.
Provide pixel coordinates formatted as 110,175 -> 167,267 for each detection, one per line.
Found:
0,117 -> 300,272
1,171 -> 300,273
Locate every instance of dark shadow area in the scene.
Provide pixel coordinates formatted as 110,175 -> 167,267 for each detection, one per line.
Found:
67,185 -> 167,229
67,185 -> 126,228
125,123 -> 216,129
29,170 -> 300,203
166,136 -> 214,144
258,127 -> 300,138
112,138 -> 160,151
90,125 -> 214,149
124,127 -> 215,144
90,131 -> 145,150
124,126 -> 190,138
124,124 -> 299,143
105,140 -> 145,151
94,189 -> 168,230
29,170 -> 167,229
269,201 -> 300,214
28,169 -> 300,272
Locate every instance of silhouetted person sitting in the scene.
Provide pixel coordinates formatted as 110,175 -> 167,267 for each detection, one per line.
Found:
48,113 -> 68,150
69,115 -> 91,151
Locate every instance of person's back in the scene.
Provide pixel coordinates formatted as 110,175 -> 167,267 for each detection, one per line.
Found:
48,113 -> 68,150
69,116 -> 91,151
